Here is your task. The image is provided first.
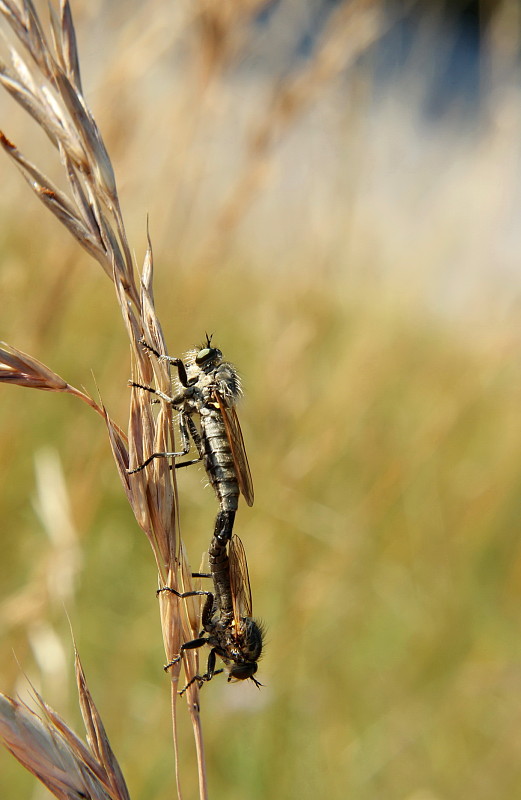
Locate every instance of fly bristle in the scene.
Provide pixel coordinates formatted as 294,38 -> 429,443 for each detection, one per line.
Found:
253,618 -> 267,653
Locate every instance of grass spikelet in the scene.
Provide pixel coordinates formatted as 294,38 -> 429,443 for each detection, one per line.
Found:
0,340 -> 109,420
0,650 -> 130,800
0,1 -> 206,795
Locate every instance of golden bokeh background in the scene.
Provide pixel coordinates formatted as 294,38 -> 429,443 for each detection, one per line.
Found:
1,1 -> 521,798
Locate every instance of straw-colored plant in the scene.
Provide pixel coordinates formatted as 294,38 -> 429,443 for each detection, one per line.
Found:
0,0 -> 206,796
0,650 -> 130,800
0,0 -> 388,797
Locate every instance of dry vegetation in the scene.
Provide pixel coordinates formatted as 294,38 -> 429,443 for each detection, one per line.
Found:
1,1 -> 521,799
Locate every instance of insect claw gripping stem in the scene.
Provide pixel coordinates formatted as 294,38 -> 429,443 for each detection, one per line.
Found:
178,669 -> 224,696
126,380 -> 193,473
164,655 -> 181,672
139,338 -> 191,387
126,448 -> 187,474
127,381 -> 175,405
156,586 -> 211,599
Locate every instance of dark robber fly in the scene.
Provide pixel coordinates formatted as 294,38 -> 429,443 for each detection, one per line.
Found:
161,533 -> 264,693
128,336 -> 254,542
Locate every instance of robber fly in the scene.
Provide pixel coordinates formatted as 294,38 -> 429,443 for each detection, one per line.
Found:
161,533 -> 264,693
128,336 -> 253,542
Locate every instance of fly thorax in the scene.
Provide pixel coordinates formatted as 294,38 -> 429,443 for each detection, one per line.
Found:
217,607 -> 234,627
232,617 -> 263,661
215,363 -> 242,404
179,387 -> 204,414
211,615 -> 232,641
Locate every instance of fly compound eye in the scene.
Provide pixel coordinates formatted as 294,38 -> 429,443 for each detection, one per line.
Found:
195,346 -> 222,366
195,347 -> 213,364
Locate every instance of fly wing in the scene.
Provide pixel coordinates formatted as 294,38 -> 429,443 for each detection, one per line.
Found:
214,391 -> 254,506
229,534 -> 254,623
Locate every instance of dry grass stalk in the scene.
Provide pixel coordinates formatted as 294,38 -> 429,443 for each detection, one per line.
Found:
0,650 -> 130,800
0,1 -> 206,797
0,0 -> 136,301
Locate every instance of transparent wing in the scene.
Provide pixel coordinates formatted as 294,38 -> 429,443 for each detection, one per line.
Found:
229,534 -> 254,623
214,391 -> 254,506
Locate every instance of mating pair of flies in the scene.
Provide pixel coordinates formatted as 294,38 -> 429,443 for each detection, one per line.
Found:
128,336 -> 263,693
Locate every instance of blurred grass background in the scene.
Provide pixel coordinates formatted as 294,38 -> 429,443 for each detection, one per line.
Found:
1,0 -> 521,798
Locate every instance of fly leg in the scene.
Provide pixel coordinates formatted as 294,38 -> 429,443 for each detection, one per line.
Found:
175,416 -> 204,469
126,395 -> 202,473
139,339 -> 192,388
163,636 -> 208,674
160,591 -> 218,689
126,410 -> 188,472
178,649 -> 225,695
163,610 -> 226,694
128,381 -> 178,404
157,586 -> 211,600
157,585 -> 212,639
178,665 -> 224,695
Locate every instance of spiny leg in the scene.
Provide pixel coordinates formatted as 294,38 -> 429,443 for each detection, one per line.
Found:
175,416 -> 205,469
127,386 -> 203,474
157,586 -> 211,600
128,381 -> 177,404
127,382 -> 186,472
139,339 -> 191,388
178,668 -> 224,696
127,445 -> 189,474
163,636 -> 207,672
163,637 -> 224,695
160,590 -> 215,682
176,648 -> 225,695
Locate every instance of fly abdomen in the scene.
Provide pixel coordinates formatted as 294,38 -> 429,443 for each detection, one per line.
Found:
201,410 -> 239,511
208,531 -> 233,620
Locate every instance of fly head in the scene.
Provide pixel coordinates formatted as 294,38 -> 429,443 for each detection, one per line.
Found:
228,661 -> 260,684
195,335 -> 222,370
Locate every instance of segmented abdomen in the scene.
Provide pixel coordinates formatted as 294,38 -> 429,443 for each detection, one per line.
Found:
208,535 -> 233,620
201,409 -> 239,512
